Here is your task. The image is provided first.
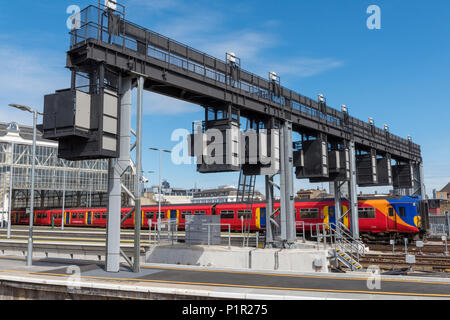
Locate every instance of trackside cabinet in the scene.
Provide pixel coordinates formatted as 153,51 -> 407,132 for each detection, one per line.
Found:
42,88 -> 119,160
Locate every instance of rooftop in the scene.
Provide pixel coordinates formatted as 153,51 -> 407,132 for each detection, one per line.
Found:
440,183 -> 450,194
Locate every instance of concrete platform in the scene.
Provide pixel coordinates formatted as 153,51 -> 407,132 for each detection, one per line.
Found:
145,244 -> 329,273
0,256 -> 449,300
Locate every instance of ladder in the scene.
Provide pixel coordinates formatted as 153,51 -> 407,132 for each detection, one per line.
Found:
237,172 -> 256,203
237,171 -> 256,246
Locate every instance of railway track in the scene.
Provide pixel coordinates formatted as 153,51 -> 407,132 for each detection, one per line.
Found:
368,244 -> 448,255
360,253 -> 450,272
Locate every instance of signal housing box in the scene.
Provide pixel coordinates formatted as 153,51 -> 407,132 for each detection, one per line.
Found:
42,88 -> 119,160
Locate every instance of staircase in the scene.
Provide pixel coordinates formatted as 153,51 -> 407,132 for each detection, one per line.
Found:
331,222 -> 366,271
309,222 -> 365,271
335,248 -> 363,270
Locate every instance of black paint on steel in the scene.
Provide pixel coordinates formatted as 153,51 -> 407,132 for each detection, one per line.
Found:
65,4 -> 421,164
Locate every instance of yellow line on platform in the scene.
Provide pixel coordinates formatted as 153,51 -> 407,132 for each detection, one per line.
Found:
0,255 -> 449,288
0,268 -> 448,298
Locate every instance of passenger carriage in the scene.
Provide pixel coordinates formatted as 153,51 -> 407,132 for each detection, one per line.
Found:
10,196 -> 425,239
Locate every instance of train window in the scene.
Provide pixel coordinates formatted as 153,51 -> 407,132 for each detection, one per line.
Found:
95,212 -> 101,219
194,211 -> 206,215
359,207 -> 376,219
398,207 -> 406,217
43,214 -> 47,219
71,212 -> 77,219
145,212 -> 153,219
220,210 -> 235,219
237,210 -> 252,219
299,209 -> 319,219
79,213 -> 85,219
181,211 -> 192,219
388,207 -> 394,217
58,213 -> 62,219
101,213 -> 107,219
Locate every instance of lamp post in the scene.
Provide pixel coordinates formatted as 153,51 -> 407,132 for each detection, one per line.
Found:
2,172 -> 6,228
61,161 -> 66,231
149,148 -> 171,228
7,143 -> 14,238
9,104 -> 43,267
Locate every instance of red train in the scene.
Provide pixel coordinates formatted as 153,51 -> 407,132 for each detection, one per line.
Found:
11,196 -> 427,239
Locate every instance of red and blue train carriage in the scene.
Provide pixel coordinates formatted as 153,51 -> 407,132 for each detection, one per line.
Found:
10,196 -> 426,239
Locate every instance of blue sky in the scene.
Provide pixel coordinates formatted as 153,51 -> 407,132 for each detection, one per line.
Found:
1,0 -> 449,196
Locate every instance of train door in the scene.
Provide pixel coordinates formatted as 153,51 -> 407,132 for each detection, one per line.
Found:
387,206 -> 397,231
65,211 -> 70,225
328,206 -> 336,225
327,206 -> 349,229
257,207 -> 266,229
168,209 -> 178,229
419,200 -> 429,232
86,211 -> 93,226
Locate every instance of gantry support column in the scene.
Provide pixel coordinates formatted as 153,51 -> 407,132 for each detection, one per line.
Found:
334,180 -> 342,235
279,121 -> 296,247
265,175 -> 274,247
412,162 -> 426,199
348,141 -> 360,239
106,76 -> 132,273
133,76 -> 144,273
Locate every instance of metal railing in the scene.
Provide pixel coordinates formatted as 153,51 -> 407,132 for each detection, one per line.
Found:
149,219 -> 180,245
149,220 -> 234,249
429,213 -> 450,237
68,6 -> 349,130
304,221 -> 365,270
204,223 -> 231,249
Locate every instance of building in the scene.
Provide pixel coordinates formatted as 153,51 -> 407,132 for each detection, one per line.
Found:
143,181 -> 200,204
192,185 -> 264,204
436,183 -> 450,201
295,188 -> 329,200
441,201 -> 450,214
0,122 -> 134,214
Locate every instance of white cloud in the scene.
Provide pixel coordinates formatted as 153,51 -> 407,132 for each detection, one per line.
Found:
0,44 -> 69,125
198,31 -> 276,62
142,92 -> 199,115
266,57 -> 344,78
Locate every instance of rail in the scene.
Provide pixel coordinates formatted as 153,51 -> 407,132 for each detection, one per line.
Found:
304,222 -> 365,270
204,223 -> 231,249
149,220 -> 234,249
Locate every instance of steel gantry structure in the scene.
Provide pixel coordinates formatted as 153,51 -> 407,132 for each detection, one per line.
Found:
42,2 -> 424,272
0,122 -> 135,211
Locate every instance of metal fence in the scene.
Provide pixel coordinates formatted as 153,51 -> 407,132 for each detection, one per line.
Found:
429,213 -> 450,237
